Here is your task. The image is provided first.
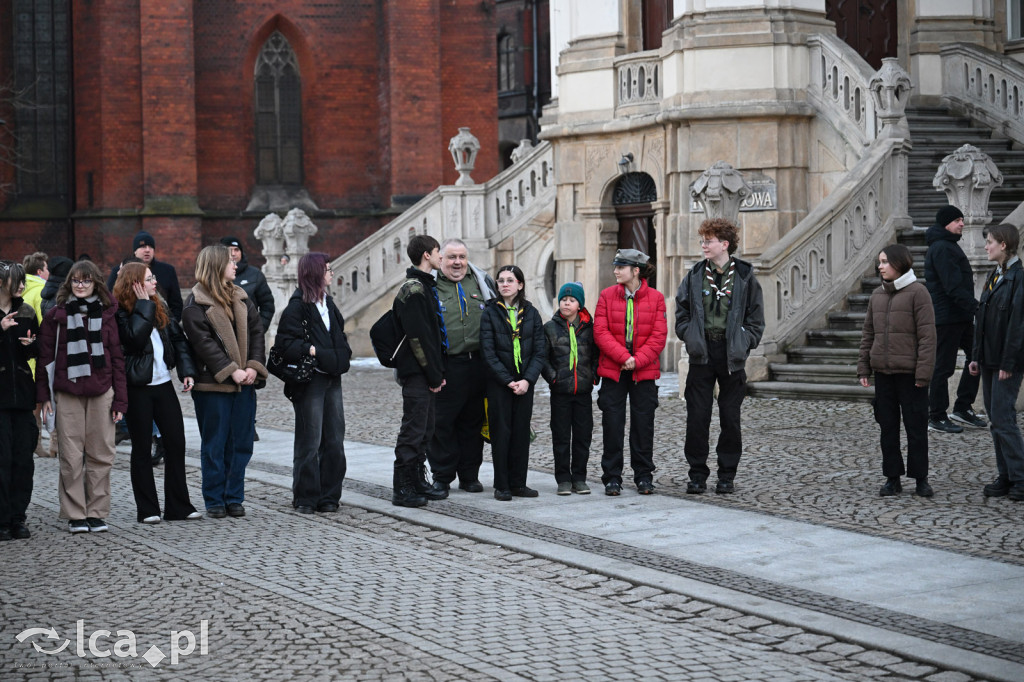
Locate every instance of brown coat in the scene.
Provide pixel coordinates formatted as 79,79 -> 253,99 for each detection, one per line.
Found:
858,275 -> 937,385
182,283 -> 268,393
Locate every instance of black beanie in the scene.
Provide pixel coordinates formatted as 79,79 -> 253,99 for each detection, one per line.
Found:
220,236 -> 243,252
936,205 -> 964,227
48,256 -> 73,279
133,231 -> 156,251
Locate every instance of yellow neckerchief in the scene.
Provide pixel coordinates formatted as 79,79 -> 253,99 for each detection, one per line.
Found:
498,301 -> 523,372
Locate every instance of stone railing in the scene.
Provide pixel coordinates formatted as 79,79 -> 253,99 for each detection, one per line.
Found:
330,140 -> 555,320
941,43 -> 1024,145
808,34 -> 878,148
754,137 -> 911,356
615,50 -> 661,110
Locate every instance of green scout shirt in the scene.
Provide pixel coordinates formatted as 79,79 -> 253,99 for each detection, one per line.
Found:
436,273 -> 486,354
702,259 -> 732,334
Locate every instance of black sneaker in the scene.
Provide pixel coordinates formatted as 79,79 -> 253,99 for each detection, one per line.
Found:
86,518 -> 108,532
0,526 -> 11,541
950,409 -> 987,428
636,480 -> 655,495
686,480 -> 706,494
11,522 -> 30,539
915,478 -> 934,498
68,519 -> 89,534
604,481 -> 622,496
984,475 -> 1010,497
879,477 -> 902,496
511,486 -> 539,498
928,418 -> 963,434
715,480 -> 735,494
226,503 -> 246,518
1009,484 -> 1024,502
207,506 -> 227,519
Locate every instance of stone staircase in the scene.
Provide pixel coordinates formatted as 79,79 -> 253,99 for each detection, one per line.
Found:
748,106 -> 1024,401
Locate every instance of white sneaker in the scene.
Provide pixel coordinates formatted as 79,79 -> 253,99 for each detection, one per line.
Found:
141,516 -> 161,525
185,511 -> 203,520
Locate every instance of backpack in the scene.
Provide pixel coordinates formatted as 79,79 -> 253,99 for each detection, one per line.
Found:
369,309 -> 407,368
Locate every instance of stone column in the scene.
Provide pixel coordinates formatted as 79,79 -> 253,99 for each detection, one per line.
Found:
933,144 -> 1003,274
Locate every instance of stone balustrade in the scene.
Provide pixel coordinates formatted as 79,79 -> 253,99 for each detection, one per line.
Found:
808,34 -> 878,148
615,50 -> 661,110
942,43 -> 1024,144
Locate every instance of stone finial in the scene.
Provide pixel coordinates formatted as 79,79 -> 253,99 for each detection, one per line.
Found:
283,208 -> 318,256
448,127 -> 480,186
509,139 -> 534,165
869,58 -> 913,137
254,213 -> 285,267
689,161 -> 752,223
933,144 -> 1004,227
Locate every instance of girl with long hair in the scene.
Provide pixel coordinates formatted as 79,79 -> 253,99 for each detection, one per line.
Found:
479,265 -> 546,500
0,261 -> 40,540
273,252 -> 351,513
114,262 -> 201,523
181,245 -> 267,519
37,260 -> 128,533
858,244 -> 937,497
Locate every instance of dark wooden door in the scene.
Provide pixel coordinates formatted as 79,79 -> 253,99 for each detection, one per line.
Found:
642,0 -> 673,51
825,0 -> 896,70
616,203 -> 657,288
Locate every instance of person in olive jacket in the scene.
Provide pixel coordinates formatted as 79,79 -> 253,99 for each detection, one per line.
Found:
541,282 -> 598,495
969,224 -> 1024,501
114,262 -> 201,523
480,265 -> 546,501
0,261 -> 40,541
858,244 -> 937,498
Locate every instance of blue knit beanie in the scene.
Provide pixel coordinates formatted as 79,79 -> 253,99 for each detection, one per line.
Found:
557,281 -> 585,308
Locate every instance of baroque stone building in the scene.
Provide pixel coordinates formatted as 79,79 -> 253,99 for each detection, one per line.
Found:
0,0 -> 498,279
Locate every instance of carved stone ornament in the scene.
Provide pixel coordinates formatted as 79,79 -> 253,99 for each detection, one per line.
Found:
869,58 -> 912,136
283,208 -> 319,256
510,139 -> 534,165
448,127 -> 481,186
932,144 -> 1003,226
254,213 -> 285,261
689,161 -> 752,222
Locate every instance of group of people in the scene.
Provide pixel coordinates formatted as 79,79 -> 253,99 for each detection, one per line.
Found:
858,205 -> 1024,501
387,219 -> 766,505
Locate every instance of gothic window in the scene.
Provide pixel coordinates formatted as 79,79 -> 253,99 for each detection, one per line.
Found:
498,33 -> 516,92
12,0 -> 70,198
255,32 -> 303,185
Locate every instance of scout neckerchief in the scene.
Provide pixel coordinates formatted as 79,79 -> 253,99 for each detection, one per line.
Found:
456,281 -> 468,320
499,301 -> 522,372
432,286 -> 449,350
705,258 -> 735,314
624,286 -> 637,347
567,317 -> 578,371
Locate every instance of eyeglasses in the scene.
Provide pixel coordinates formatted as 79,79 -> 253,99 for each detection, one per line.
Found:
144,276 -> 157,283
71,279 -> 93,287
699,239 -> 721,246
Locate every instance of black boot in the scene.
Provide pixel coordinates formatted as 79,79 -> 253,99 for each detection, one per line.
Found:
151,435 -> 165,466
413,461 -> 447,500
392,463 -> 427,508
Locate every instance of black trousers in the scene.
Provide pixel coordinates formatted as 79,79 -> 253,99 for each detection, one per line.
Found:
126,382 -> 197,521
292,372 -> 347,508
683,339 -> 746,483
550,392 -> 592,483
929,321 -> 980,420
428,353 -> 485,484
395,373 -> 435,467
874,372 -> 929,479
598,371 -> 658,485
486,380 -> 534,491
0,408 -> 37,526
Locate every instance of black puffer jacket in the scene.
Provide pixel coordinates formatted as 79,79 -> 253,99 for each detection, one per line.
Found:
541,309 -> 598,395
0,299 -> 40,411
924,223 -> 978,325
116,298 -> 197,386
480,298 -> 546,385
234,258 -> 276,332
974,259 -> 1024,372
274,290 -> 352,377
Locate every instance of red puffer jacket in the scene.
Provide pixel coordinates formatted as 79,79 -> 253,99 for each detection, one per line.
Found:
594,279 -> 667,382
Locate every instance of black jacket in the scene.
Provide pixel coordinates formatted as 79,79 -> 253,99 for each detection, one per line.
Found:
541,309 -> 598,395
480,298 -> 546,385
116,299 -> 197,387
40,275 -> 64,319
108,259 -> 183,321
973,259 -> 1024,372
234,258 -> 276,332
275,290 -> 352,377
392,268 -> 446,389
0,299 -> 40,411
924,223 -> 978,325
675,257 -> 765,374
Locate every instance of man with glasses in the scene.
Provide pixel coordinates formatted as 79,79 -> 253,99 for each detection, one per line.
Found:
675,218 -> 764,495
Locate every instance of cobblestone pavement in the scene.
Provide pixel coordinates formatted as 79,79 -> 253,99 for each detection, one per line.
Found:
1,461 -> 989,681
239,359 -> 1024,567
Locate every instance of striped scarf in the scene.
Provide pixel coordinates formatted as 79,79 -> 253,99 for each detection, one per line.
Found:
64,295 -> 106,380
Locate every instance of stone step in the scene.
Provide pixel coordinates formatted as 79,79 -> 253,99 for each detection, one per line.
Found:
805,329 -> 863,348
768,363 -> 860,383
826,311 -> 866,330
846,293 -> 871,311
787,346 -> 860,365
747,380 -> 873,402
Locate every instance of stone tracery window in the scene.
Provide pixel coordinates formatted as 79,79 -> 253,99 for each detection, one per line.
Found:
255,31 -> 303,185
498,33 -> 516,92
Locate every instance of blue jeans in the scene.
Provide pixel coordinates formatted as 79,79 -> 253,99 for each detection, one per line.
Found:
192,387 -> 257,509
980,367 -> 1024,483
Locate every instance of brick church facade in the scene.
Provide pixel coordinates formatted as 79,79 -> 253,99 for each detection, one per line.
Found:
0,0 -> 498,281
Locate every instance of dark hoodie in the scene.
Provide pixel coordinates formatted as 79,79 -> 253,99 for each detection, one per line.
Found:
40,256 -> 73,318
924,222 -> 978,325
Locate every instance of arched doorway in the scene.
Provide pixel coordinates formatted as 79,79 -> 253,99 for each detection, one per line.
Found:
612,172 -> 658,287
